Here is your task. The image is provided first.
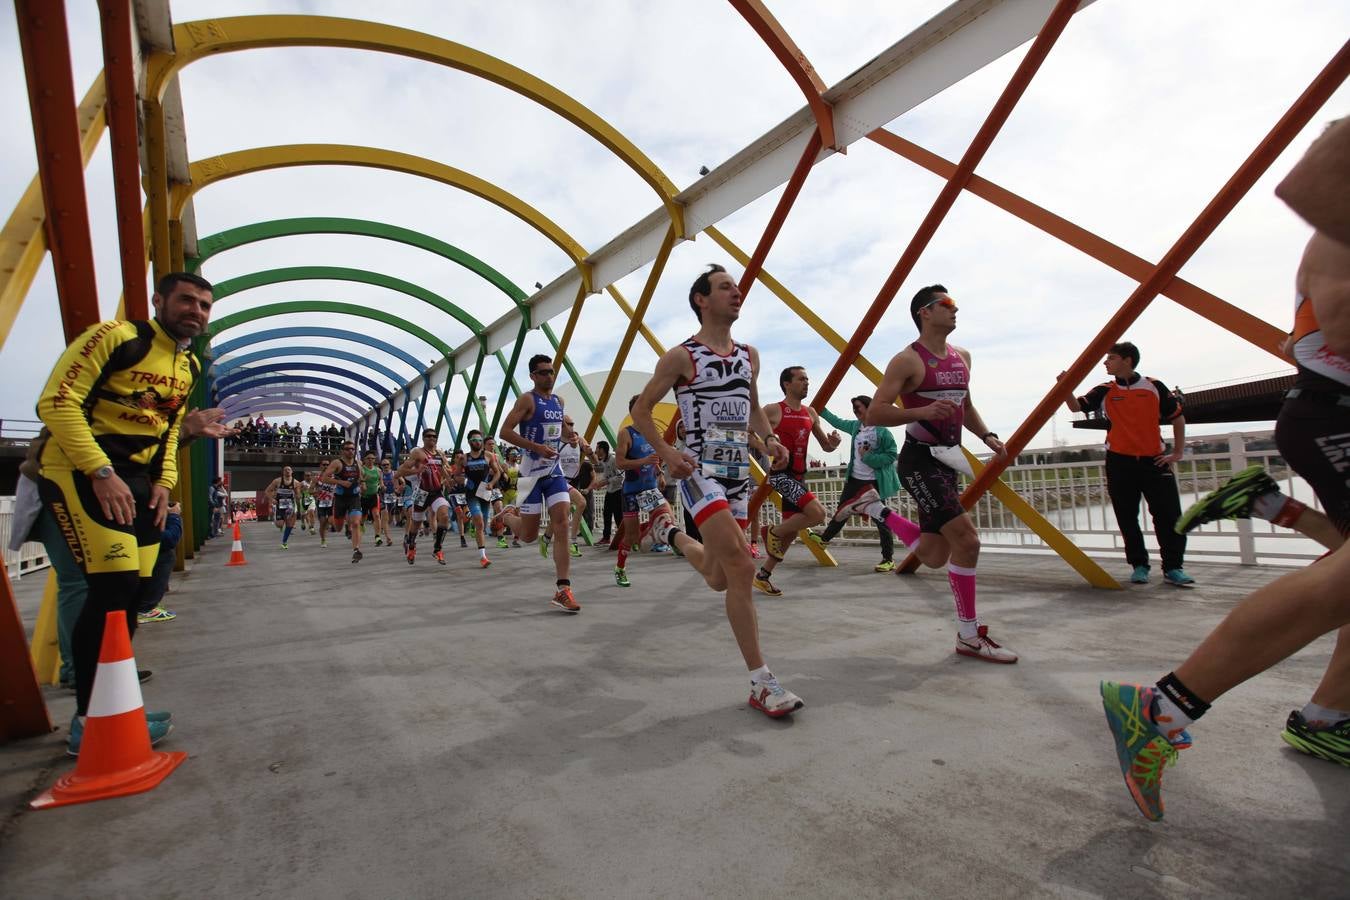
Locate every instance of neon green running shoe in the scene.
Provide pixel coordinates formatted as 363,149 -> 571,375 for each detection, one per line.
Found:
1099,681 -> 1184,821
539,536 -> 551,558
1280,710 -> 1350,767
497,535 -> 508,549
569,542 -> 582,558
1176,464 -> 1278,534
614,567 -> 630,588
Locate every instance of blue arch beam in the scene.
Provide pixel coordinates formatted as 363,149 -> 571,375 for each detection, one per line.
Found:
221,387 -> 368,419
215,362 -> 397,406
211,325 -> 426,373
212,373 -> 386,412
214,346 -> 409,387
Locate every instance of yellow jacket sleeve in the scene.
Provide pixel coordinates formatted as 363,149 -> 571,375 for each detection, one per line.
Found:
35,320 -> 129,476
156,402 -> 184,491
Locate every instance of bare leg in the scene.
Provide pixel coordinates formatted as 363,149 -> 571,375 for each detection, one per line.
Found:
1309,625 -> 1350,710
1175,543 -> 1350,702
548,501 -> 571,580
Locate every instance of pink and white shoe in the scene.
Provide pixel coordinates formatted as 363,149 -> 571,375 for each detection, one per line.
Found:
955,626 -> 1018,664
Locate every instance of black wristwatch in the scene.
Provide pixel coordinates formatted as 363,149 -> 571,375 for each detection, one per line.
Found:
981,432 -> 999,442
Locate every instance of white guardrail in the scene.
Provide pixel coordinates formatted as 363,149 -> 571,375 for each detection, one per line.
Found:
4,433 -> 1322,578
777,432 -> 1323,567
0,496 -> 51,580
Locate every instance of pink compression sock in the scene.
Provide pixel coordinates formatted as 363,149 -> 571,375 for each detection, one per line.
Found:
946,563 -> 978,638
865,503 -> 920,548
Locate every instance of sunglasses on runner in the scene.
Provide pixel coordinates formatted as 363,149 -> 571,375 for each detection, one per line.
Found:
531,368 -> 554,377
920,296 -> 958,312
469,437 -> 483,444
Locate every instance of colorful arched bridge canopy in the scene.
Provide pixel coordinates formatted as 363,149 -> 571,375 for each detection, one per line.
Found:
210,326 -> 425,376
212,373 -> 386,413
208,300 -> 455,360
213,346 -> 410,389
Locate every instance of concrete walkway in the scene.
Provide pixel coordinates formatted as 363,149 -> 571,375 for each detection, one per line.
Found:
2,522 -> 1345,898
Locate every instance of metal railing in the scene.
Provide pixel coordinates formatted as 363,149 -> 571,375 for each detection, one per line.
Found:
766,431 -> 1322,566
0,496 -> 51,579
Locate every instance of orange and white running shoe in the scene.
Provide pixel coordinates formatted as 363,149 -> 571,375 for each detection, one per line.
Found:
479,556 -> 491,568
435,550 -> 446,565
550,586 -> 580,614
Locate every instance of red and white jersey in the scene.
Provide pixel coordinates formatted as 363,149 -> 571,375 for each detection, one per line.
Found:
419,450 -> 445,492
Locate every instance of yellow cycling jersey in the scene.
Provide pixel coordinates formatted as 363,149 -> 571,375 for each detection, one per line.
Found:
35,318 -> 198,488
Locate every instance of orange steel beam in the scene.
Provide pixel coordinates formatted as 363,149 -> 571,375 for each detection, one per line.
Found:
737,129 -> 824,299
954,42 -> 1350,517
1,572 -> 51,742
809,0 -> 1082,411
98,0 -> 148,319
729,0 -> 836,149
866,129 -> 1290,360
15,0 -> 102,340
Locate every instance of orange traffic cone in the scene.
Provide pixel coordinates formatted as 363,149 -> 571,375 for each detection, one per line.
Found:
226,521 -> 248,566
30,611 -> 186,809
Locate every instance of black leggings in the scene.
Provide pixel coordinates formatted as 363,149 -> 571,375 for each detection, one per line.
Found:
1276,391 -> 1350,535
1105,451 -> 1185,571
602,490 -> 623,540
821,476 -> 894,560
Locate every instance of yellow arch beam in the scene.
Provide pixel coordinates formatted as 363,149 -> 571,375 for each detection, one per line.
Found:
141,14 -> 684,269
0,76 -> 107,351
172,143 -> 665,361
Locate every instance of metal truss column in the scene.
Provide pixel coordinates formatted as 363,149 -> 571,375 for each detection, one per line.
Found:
584,224 -> 677,441
811,0 -> 1082,409
97,0 -> 148,319
958,42 -> 1350,511
15,0 -> 102,340
541,323 -> 616,447
456,352 -> 488,453
491,318 -> 530,436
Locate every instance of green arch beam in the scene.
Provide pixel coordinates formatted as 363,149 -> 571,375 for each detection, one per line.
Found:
209,301 -> 455,360
212,265 -> 488,339
190,218 -> 614,444
191,217 -> 527,305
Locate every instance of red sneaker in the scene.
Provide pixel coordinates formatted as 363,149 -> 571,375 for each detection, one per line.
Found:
435,550 -> 446,565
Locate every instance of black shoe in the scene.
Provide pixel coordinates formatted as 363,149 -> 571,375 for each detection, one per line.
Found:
137,669 -> 153,684
460,536 -> 467,548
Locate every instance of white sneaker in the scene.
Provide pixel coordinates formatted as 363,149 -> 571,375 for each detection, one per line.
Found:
955,626 -> 1018,664
835,485 -> 880,518
748,673 -> 804,718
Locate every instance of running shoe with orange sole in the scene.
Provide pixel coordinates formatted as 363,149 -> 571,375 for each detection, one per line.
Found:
1099,681 -> 1190,821
550,586 -> 580,613
480,556 -> 491,568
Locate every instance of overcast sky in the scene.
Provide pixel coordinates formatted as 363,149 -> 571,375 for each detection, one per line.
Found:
2,1 -> 1347,461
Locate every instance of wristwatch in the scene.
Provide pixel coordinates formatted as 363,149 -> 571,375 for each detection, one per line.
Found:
92,465 -> 114,480
981,432 -> 999,442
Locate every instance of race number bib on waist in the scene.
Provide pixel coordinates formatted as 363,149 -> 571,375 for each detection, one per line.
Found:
413,488 -> 429,506
701,426 -> 749,480
475,482 -> 495,502
637,488 -> 664,512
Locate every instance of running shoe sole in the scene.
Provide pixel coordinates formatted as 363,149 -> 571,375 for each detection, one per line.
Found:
748,688 -> 804,718
752,577 -> 783,597
1175,464 -> 1277,534
1280,710 -> 1350,767
1099,681 -> 1179,821
549,596 -> 581,614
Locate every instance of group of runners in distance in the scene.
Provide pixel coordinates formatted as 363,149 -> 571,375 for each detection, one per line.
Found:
247,117 -> 1348,821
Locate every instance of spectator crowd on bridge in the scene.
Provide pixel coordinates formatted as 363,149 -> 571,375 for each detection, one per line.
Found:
226,417 -> 347,453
